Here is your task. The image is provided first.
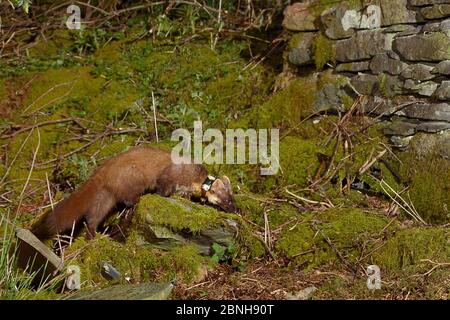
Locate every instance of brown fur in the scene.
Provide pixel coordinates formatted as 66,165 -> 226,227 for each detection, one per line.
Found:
31,146 -> 235,240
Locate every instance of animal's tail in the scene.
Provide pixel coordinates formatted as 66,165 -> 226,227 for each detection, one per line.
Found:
30,212 -> 57,240
30,183 -> 96,240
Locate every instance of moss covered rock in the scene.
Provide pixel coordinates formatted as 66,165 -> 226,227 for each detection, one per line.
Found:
132,194 -> 238,255
398,133 -> 450,224
276,208 -> 395,270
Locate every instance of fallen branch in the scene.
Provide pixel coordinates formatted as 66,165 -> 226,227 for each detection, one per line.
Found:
285,189 -> 333,208
1,118 -> 75,139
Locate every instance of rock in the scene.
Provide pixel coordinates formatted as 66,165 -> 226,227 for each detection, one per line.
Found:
393,32 -> 450,61
313,83 -> 348,113
416,121 -> 450,132
403,79 -> 438,96
370,53 -> 408,75
434,81 -> 450,100
407,130 -> 450,159
283,2 -> 318,31
379,75 -> 404,97
393,26 -> 423,37
351,73 -> 403,97
286,286 -> 318,300
390,135 -> 413,148
336,29 -> 395,62
387,51 -> 402,60
359,96 -> 398,115
383,24 -> 419,33
134,195 -> 238,256
336,61 -> 371,72
68,282 -> 173,300
410,0 -> 450,6
422,18 -> 450,32
320,4 -> 356,40
15,228 -> 64,285
351,74 -> 380,95
101,262 -> 121,280
399,102 -> 450,121
432,60 -> 450,74
420,4 -> 450,19
288,33 -> 316,66
65,265 -> 81,290
383,121 -> 417,136
376,0 -> 418,25
401,63 -> 436,81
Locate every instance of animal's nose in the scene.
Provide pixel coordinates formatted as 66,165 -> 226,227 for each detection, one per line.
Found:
228,201 -> 238,213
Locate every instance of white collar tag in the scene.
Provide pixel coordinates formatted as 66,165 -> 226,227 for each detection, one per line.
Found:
201,175 -> 216,192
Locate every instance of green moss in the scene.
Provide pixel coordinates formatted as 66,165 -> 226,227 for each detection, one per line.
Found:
314,34 -> 336,70
236,193 -> 300,229
372,228 -> 450,276
135,194 -> 224,233
276,208 -> 393,269
279,136 -> 321,187
65,235 -> 207,288
247,76 -> 318,129
397,134 -> 450,224
28,30 -> 74,58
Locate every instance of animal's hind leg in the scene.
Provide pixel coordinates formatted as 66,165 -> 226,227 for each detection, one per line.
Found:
85,190 -> 116,239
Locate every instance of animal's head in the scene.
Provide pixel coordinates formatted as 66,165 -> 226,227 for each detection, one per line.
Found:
202,175 -> 237,213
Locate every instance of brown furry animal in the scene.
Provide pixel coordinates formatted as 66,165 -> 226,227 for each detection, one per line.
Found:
31,146 -> 236,240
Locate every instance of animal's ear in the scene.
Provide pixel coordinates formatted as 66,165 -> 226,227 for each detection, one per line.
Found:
220,175 -> 232,192
211,178 -> 225,192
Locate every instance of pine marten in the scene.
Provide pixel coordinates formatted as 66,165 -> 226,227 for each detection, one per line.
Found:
31,146 -> 237,240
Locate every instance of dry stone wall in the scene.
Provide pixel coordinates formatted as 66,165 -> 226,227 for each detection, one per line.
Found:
284,0 -> 450,147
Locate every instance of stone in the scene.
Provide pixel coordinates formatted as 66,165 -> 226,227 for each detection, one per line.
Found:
393,32 -> 450,61
101,262 -> 121,280
336,29 -> 394,62
134,195 -> 238,256
313,83 -> 348,113
420,4 -> 450,19
288,33 -> 316,66
383,121 -> 417,136
383,24 -> 418,33
283,2 -> 318,31
320,4 -> 356,40
407,130 -> 450,159
15,228 -> 64,285
286,286 -> 318,300
380,75 -> 405,97
68,282 -> 174,300
422,18 -> 450,32
351,74 -> 380,95
65,265 -> 81,290
432,60 -> 450,74
394,26 -> 423,37
359,96 -> 397,115
416,121 -> 450,132
398,102 -> 450,121
434,81 -> 450,100
410,0 -> 450,6
403,79 -> 438,96
375,0 -> 418,25
336,61 -> 371,72
401,63 -> 436,80
387,51 -> 402,60
390,135 -> 413,148
370,53 -> 408,75
328,0 -> 416,32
